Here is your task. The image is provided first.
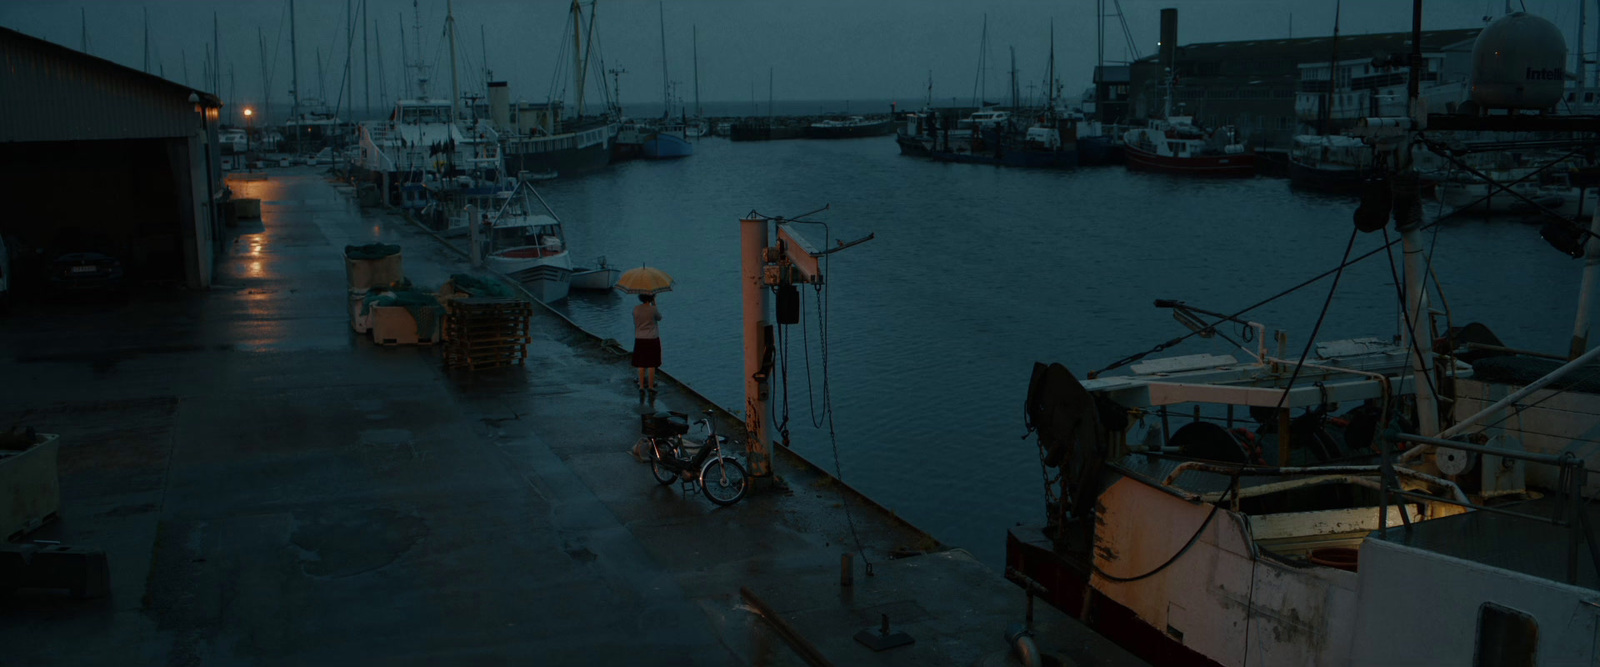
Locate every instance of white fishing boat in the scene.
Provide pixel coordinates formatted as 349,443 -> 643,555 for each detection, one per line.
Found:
1006,10 -> 1600,667
482,181 -> 574,303
569,256 -> 620,291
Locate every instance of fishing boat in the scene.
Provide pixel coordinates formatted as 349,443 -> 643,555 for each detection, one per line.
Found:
641,123 -> 693,159
895,113 -> 937,156
482,181 -> 573,303
1288,134 -> 1377,194
569,256 -> 621,291
1006,10 -> 1600,666
1076,122 -> 1126,166
639,2 -> 693,160
490,0 -> 618,179
1122,117 -> 1254,177
806,116 -> 894,139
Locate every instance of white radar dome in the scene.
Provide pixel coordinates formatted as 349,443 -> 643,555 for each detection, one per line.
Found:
1469,12 -> 1568,110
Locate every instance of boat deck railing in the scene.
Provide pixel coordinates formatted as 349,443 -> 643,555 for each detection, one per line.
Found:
1380,431 -> 1599,585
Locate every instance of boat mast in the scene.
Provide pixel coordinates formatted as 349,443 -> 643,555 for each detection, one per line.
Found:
658,1 -> 669,119
80,8 -> 87,53
582,2 -> 600,116
693,25 -> 701,119
345,0 -> 353,120
258,27 -> 270,123
290,0 -> 300,149
571,0 -> 585,117
447,0 -> 460,125
1009,46 -> 1018,110
1400,0 -> 1439,437
143,7 -> 150,73
1048,20 -> 1057,109
1319,0 -> 1342,136
397,13 -> 408,99
363,0 -> 371,114
1578,0 -> 1587,94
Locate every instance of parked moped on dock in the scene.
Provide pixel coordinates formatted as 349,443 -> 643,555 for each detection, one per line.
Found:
641,410 -> 749,506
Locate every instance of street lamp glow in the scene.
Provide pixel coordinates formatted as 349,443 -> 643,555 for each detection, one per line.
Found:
244,108 -> 254,117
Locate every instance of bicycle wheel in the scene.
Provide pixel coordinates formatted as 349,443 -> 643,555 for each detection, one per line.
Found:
699,457 -> 748,506
650,441 -> 678,486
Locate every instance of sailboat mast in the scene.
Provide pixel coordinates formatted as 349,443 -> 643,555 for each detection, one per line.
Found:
1009,46 -> 1018,110
290,0 -> 301,151
397,13 -> 409,99
1048,20 -> 1056,107
346,0 -> 353,119
214,12 -> 221,94
80,8 -> 87,53
692,26 -> 702,118
364,0 -> 371,114
1319,0 -> 1342,136
658,2 -> 669,117
571,0 -> 585,117
1578,0 -> 1587,93
375,17 -> 386,105
447,0 -> 461,124
143,7 -> 150,73
581,2 -> 600,115
258,27 -> 269,121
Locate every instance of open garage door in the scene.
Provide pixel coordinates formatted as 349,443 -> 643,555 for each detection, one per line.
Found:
0,138 -> 195,295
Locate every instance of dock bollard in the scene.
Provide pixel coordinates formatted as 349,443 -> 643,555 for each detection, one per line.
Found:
840,553 -> 853,587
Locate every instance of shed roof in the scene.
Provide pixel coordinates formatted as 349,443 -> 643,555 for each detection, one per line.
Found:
0,27 -> 222,143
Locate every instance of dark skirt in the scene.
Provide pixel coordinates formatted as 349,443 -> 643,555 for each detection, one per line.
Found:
632,337 -> 662,368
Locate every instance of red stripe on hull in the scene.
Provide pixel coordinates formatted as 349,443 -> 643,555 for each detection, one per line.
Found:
1007,527 -> 1224,667
1124,145 -> 1256,177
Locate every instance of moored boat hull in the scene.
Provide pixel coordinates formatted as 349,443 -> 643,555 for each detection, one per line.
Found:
1124,145 -> 1255,177
570,267 -> 620,291
806,120 -> 894,139
642,132 -> 693,159
1287,159 -> 1370,194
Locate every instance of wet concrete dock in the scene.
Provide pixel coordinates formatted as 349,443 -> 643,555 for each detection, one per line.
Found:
0,169 -> 1143,666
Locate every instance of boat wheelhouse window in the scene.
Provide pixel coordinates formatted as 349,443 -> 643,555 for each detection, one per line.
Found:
1474,603 -> 1538,667
493,227 -> 528,245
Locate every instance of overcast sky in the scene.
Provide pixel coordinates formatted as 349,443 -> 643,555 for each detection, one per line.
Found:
2,0 -> 1592,117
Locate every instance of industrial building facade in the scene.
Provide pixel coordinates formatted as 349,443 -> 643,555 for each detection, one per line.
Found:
1121,18 -> 1480,148
0,27 -> 224,292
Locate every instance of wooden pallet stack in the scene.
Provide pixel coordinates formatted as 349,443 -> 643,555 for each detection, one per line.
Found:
443,298 -> 533,370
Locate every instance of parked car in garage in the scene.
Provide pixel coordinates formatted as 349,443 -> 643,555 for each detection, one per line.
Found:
49,252 -> 124,292
0,235 -> 10,313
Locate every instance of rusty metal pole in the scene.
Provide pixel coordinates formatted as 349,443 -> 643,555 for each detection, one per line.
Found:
741,217 -> 773,477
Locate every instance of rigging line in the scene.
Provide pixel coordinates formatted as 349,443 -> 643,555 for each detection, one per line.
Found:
799,286 -> 825,429
1275,226 -> 1362,412
816,246 -> 872,575
1093,219 -> 1446,378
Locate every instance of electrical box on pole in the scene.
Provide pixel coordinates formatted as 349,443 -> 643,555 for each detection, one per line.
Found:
739,210 -> 873,480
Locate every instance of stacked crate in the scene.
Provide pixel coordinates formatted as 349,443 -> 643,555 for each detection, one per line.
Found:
443,298 -> 533,370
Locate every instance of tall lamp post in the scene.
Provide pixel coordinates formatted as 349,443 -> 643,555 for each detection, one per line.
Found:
243,107 -> 254,155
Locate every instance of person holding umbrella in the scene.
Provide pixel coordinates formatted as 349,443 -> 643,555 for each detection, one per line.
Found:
616,266 -> 674,403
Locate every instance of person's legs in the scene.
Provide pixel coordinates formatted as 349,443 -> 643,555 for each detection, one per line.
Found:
646,367 -> 657,390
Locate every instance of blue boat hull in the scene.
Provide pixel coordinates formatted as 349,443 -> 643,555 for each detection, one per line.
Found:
642,133 -> 693,159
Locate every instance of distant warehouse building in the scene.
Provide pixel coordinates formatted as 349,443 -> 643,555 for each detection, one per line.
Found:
1124,19 -> 1479,148
0,26 -> 224,291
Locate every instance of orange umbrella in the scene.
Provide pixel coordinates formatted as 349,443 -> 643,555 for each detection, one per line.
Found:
615,265 -> 675,295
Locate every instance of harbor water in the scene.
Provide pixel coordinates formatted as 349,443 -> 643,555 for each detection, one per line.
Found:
541,136 -> 1580,567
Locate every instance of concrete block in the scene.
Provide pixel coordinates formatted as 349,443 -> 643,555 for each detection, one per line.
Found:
0,433 -> 59,541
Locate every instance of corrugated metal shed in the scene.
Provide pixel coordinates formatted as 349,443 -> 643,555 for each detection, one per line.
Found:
0,26 -> 222,143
